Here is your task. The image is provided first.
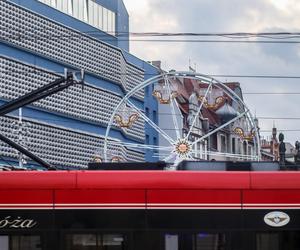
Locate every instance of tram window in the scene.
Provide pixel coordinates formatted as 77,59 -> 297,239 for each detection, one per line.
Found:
256,233 -> 279,250
10,235 -> 42,250
164,233 -> 226,250
256,232 -> 300,250
103,234 -> 124,249
0,236 -> 9,250
66,234 -> 125,250
193,233 -> 226,250
66,234 -> 97,250
165,234 -> 178,250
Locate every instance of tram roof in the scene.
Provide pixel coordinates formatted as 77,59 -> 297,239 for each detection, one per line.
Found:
0,169 -> 300,190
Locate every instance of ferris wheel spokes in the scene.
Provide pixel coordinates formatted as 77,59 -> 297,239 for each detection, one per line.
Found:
104,71 -> 261,164
165,76 -> 181,140
185,81 -> 213,140
127,100 -> 175,145
109,140 -> 173,151
191,110 -> 249,147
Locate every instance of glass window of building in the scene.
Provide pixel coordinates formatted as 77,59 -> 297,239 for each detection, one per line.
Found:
98,5 -> 103,30
38,0 -> 115,35
56,0 -> 63,11
112,12 -> 116,35
103,7 -> 108,33
67,0 -> 73,15
83,0 -> 88,21
92,1 -> 98,27
108,10 -> 112,34
72,0 -> 79,19
88,0 -> 94,25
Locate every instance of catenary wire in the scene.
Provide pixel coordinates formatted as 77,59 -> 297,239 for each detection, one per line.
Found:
2,69 -> 300,81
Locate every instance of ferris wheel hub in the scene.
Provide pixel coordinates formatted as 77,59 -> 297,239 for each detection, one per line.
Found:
174,139 -> 192,158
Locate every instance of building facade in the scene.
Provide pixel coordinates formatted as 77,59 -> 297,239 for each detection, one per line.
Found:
0,0 -> 159,169
261,127 -> 295,163
157,75 -> 256,162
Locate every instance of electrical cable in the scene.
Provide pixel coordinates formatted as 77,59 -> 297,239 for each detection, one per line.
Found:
2,68 -> 300,81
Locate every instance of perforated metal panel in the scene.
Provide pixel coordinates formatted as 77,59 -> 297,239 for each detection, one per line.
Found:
0,56 -> 145,141
0,0 -> 145,99
0,1 -> 150,165
0,116 -> 145,168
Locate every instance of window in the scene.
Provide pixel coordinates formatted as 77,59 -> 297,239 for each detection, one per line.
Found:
164,233 -> 226,250
108,10 -> 112,34
0,236 -> 8,250
98,5 -> 103,30
193,233 -> 226,250
210,134 -> 217,151
72,0 -> 79,19
248,145 -> 252,156
88,0 -> 94,25
256,233 -> 279,250
111,12 -> 116,35
103,7 -> 108,32
66,234 -> 125,250
220,135 -> 226,153
243,141 -> 247,155
11,236 -> 42,250
56,0 -> 63,11
232,137 -> 236,154
38,0 -> 116,35
165,234 -> 178,250
93,1 -> 98,27
153,110 -> 157,123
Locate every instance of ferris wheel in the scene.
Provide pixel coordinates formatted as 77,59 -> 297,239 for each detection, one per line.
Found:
104,71 -> 261,165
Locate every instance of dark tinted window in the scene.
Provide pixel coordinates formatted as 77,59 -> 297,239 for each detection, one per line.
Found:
165,233 -> 226,250
256,232 -> 300,250
11,235 -> 42,250
66,234 -> 125,250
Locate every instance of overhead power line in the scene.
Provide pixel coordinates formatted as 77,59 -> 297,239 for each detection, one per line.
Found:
127,39 -> 300,44
5,30 -> 300,38
260,129 -> 300,132
2,69 -> 300,81
258,117 -> 300,120
3,31 -> 300,43
244,93 -> 300,95
3,36 -> 300,44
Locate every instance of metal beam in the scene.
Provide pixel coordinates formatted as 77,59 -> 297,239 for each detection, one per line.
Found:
0,133 -> 54,170
0,72 -> 74,116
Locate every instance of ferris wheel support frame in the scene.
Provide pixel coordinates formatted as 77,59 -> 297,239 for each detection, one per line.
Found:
104,71 -> 261,163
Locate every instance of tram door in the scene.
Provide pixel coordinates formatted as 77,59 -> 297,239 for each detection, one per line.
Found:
0,235 -> 42,250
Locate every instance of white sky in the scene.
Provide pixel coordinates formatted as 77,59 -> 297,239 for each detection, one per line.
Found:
123,0 -> 300,144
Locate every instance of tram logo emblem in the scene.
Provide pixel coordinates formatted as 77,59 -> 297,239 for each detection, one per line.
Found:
264,211 -> 290,227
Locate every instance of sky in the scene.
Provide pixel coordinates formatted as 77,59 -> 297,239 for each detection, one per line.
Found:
123,0 -> 300,145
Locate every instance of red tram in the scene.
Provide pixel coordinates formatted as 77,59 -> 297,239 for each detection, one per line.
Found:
0,169 -> 299,250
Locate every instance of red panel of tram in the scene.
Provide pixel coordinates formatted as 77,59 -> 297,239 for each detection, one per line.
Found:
54,190 -> 146,209
0,171 -> 76,189
250,172 -> 300,189
77,171 -> 250,189
147,190 -> 241,209
243,190 -> 300,209
0,190 -> 53,209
